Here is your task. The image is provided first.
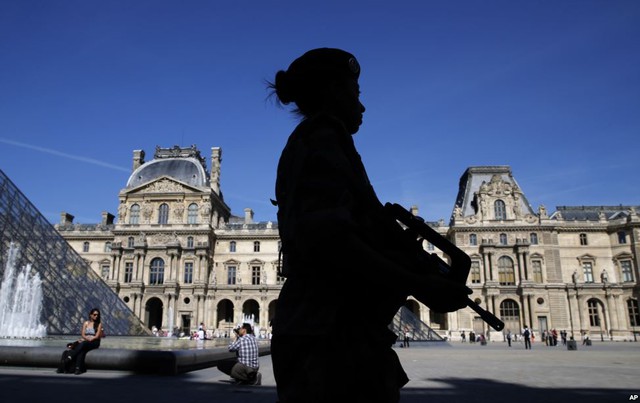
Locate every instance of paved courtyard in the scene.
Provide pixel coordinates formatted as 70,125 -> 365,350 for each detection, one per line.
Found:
1,340 -> 638,403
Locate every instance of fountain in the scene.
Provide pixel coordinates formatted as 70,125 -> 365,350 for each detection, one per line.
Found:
0,243 -> 47,338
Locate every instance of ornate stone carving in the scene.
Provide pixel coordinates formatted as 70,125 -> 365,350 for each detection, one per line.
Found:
147,179 -> 183,193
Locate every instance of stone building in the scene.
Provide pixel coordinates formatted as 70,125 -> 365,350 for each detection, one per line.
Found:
56,148 -> 640,341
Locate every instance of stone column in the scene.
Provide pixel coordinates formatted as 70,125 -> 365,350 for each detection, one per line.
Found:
576,294 -> 585,333
516,251 -> 524,283
605,291 -> 619,336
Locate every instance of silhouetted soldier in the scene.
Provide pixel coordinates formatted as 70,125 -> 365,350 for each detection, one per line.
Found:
269,48 -> 471,403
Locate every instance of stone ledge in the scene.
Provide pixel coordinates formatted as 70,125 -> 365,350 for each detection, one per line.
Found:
0,345 -> 271,375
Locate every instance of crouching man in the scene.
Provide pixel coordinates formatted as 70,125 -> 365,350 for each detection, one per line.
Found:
218,323 -> 261,385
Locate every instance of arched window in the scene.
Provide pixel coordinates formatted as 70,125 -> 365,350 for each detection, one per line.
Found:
229,241 -> 236,253
587,299 -> 601,327
498,256 -> 515,285
530,233 -> 538,245
500,299 -> 520,320
129,204 -> 140,224
82,242 -> 90,253
187,203 -> 198,224
494,200 -> 506,220
628,299 -> 640,327
499,233 -> 508,245
158,204 -> 169,224
127,236 -> 135,248
499,299 -> 521,331
253,241 -> 261,252
469,234 -> 477,246
149,258 -> 165,285
187,236 -> 194,248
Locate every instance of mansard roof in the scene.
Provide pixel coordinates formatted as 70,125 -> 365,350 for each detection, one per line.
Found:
453,166 -> 535,218
126,146 -> 209,189
551,205 -> 639,221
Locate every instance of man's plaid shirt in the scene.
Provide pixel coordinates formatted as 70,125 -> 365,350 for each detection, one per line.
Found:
228,333 -> 259,368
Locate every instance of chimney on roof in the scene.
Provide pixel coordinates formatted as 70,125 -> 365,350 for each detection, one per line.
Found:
133,149 -> 145,171
60,212 -> 74,225
244,208 -> 254,224
101,211 -> 115,225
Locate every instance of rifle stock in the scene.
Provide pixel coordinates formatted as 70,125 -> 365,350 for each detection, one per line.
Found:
385,203 -> 505,332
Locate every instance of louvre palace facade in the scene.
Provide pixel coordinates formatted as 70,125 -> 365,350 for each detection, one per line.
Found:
55,145 -> 640,341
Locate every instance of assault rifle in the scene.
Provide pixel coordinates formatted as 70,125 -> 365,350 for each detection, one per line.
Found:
385,203 -> 505,331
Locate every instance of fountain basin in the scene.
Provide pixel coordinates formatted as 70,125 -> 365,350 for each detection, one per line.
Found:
0,337 -> 271,375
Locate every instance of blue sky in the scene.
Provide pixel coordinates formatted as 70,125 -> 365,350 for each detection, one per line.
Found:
1,1 -> 639,225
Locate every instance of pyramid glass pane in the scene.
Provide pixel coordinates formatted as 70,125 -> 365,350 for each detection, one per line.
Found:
0,170 -> 148,336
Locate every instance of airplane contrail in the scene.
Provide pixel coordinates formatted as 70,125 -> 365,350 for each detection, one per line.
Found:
0,137 -> 129,173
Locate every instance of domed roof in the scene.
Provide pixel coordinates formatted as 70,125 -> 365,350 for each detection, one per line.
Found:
126,157 -> 209,189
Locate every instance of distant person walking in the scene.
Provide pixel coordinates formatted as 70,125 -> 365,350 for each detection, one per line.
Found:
403,329 -> 411,348
506,330 -> 512,347
523,325 -> 532,350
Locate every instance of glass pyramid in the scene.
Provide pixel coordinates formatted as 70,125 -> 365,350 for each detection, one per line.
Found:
0,169 -> 148,336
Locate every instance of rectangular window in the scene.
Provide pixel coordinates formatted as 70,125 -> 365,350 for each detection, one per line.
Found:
628,299 -> 640,327
124,262 -> 133,283
621,260 -> 634,282
253,241 -> 260,252
583,262 -> 594,283
184,262 -> 193,284
532,260 -> 543,283
618,231 -> 627,244
252,266 -> 261,285
579,233 -> 588,246
470,261 -> 481,284
227,266 -> 237,285
101,264 -> 109,279
588,301 -> 600,327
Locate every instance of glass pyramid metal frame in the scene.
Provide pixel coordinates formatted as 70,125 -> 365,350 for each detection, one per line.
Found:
0,170 -> 148,336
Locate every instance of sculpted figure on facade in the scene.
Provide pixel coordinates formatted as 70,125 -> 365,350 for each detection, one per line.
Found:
118,202 -> 127,222
142,201 -> 153,223
538,205 -> 548,219
173,202 -> 184,221
201,202 -> 211,222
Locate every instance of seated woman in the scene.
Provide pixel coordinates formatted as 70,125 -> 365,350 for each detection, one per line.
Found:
69,308 -> 104,375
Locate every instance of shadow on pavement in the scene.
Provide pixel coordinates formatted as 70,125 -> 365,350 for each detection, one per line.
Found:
402,377 -> 631,403
0,373 -> 632,403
